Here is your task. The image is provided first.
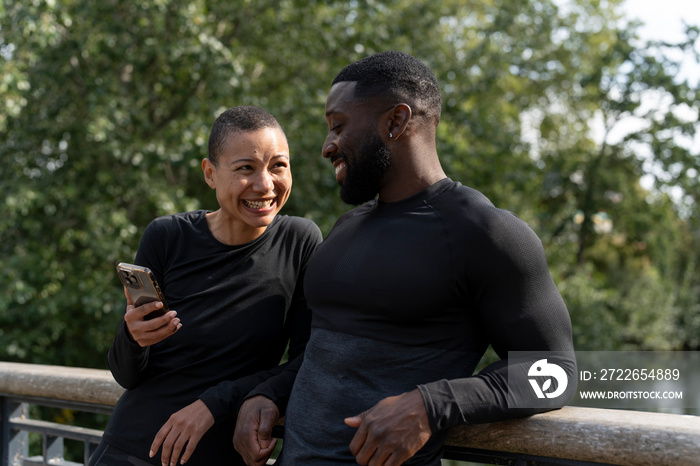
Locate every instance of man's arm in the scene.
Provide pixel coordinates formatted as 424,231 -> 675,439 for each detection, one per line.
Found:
233,395 -> 281,466
418,214 -> 576,433
344,389 -> 432,466
232,354 -> 305,465
345,211 -> 576,465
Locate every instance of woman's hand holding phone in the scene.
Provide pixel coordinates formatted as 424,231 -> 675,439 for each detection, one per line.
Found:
123,287 -> 182,347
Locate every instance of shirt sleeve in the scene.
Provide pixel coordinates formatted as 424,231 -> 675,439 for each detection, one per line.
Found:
418,210 -> 577,433
198,355 -> 304,422
107,220 -> 165,389
107,320 -> 151,389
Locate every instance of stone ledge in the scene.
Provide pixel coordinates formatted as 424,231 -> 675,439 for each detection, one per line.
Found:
446,406 -> 700,465
2,362 -> 698,465
0,362 -> 123,406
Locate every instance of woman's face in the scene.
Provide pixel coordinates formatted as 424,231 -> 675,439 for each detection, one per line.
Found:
203,127 -> 292,242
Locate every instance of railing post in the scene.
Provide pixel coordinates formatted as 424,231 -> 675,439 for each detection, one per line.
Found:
45,433 -> 65,464
1,399 -> 29,466
0,397 -> 6,466
83,442 -> 97,466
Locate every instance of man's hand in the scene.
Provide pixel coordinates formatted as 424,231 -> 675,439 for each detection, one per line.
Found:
233,395 -> 280,466
345,389 -> 432,466
123,287 -> 181,347
149,399 -> 214,466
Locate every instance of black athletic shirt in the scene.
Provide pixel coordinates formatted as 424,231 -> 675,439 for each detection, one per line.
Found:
273,178 -> 576,465
103,211 -> 322,465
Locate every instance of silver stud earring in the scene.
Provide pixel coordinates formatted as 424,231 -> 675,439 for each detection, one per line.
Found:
389,132 -> 393,139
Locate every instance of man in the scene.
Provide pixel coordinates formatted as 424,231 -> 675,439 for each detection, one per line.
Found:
234,51 -> 576,466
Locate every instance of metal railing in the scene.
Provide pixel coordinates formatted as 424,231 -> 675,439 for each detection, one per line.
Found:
1,362 -> 699,466
1,363 -> 122,466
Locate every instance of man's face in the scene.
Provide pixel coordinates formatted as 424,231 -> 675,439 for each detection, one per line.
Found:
323,81 -> 392,205
338,131 -> 391,205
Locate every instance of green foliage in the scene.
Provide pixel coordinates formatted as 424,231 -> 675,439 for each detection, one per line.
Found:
1,0 -> 699,371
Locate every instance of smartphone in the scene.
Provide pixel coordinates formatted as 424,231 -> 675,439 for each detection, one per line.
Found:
116,262 -> 169,320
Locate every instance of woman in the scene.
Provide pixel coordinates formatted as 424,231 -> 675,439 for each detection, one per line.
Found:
91,106 -> 322,466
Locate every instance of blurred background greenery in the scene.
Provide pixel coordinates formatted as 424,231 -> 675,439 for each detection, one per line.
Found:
1,0 -> 698,370
2,1 -> 698,463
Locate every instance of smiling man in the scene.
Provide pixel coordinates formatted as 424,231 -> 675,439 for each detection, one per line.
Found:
234,52 -> 576,466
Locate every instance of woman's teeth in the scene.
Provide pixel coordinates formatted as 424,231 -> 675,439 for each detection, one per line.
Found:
243,199 -> 274,209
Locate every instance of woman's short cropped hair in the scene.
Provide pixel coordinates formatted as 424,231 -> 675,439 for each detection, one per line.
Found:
208,106 -> 285,165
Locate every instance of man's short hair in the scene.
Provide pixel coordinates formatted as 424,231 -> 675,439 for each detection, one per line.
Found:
332,51 -> 442,126
208,105 -> 285,165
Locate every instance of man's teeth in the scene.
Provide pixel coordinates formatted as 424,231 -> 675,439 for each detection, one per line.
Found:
335,162 -> 346,176
243,199 -> 274,209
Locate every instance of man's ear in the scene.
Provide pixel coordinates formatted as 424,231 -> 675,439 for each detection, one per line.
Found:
386,103 -> 412,140
202,158 -> 216,189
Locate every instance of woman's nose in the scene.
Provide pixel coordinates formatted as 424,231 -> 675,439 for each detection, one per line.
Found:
254,170 -> 275,192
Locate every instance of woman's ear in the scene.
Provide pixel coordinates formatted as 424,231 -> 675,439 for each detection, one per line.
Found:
202,158 -> 216,189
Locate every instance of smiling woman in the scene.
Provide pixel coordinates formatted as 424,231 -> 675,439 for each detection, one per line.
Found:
90,105 -> 322,466
203,125 -> 292,245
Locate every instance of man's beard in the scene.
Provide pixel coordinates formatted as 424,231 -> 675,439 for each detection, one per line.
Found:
339,133 -> 392,205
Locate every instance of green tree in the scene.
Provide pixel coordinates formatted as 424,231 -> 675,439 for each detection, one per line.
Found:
1,0 -> 698,371
530,8 -> 700,350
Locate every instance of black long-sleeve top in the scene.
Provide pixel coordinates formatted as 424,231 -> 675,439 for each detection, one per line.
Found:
273,179 -> 576,465
103,211 -> 321,465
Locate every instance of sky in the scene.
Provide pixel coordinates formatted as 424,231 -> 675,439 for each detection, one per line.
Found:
588,1 -> 699,192
622,0 -> 700,84
627,0 -> 698,41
